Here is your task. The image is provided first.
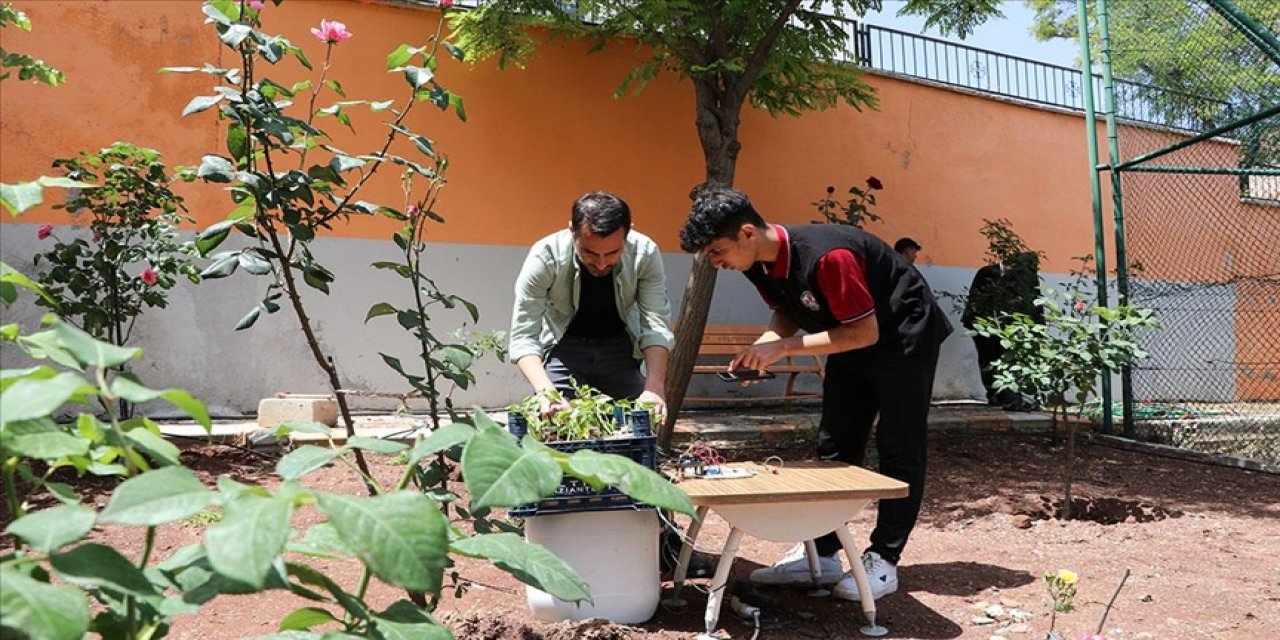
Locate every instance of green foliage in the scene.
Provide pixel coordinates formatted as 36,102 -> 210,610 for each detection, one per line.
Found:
31,143 -> 199,349
812,176 -> 885,228
1,277 -> 693,640
971,260 -> 1157,414
180,1 -> 463,331
971,256 -> 1157,519
452,1 -> 1000,118
0,2 -> 65,86
1026,0 -> 1280,123
510,381 -> 639,441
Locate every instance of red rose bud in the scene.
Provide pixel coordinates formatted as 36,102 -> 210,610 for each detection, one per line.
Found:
37,223 -> 54,240
866,176 -> 883,190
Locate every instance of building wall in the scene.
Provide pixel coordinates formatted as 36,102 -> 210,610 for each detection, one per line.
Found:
5,0 -> 1253,412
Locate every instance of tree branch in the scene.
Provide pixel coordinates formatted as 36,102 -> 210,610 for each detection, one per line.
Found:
735,0 -> 804,99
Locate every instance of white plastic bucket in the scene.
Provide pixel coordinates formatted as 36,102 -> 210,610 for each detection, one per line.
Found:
523,509 -> 660,624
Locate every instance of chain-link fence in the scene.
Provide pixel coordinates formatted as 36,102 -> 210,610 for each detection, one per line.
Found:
1094,0 -> 1280,468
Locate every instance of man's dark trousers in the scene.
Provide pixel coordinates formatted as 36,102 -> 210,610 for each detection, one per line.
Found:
811,345 -> 940,564
972,334 -> 1017,406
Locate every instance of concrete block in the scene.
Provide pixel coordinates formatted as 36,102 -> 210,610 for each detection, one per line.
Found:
257,393 -> 338,429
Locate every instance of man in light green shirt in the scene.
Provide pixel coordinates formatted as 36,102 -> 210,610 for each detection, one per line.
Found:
509,192 -> 674,417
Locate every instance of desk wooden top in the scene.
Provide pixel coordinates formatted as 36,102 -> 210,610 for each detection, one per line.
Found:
672,461 -> 909,506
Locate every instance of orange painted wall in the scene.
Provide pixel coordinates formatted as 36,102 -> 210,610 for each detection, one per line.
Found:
3,0 -> 1105,272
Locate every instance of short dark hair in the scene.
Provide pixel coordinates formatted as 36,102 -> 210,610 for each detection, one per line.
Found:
571,192 -> 631,236
680,186 -> 766,253
894,237 -> 922,253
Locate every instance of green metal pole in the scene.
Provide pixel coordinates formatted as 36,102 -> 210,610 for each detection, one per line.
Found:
1076,0 -> 1113,434
1097,0 -> 1134,438
1113,103 -> 1280,170
1206,0 -> 1280,65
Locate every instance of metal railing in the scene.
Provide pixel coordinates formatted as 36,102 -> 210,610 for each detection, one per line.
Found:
844,21 -> 1236,133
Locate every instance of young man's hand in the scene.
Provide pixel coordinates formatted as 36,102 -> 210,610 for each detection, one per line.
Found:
730,339 -> 789,379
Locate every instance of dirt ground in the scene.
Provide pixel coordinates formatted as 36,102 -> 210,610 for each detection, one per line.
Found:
15,431 -> 1280,640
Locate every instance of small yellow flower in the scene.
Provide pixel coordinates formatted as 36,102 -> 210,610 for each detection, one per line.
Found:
1056,569 -> 1078,584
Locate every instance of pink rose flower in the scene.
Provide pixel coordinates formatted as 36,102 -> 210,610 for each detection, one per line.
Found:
247,0 -> 265,9
406,204 -> 420,216
1081,635 -> 1107,640
140,267 -> 159,287
311,20 -> 353,45
37,223 -> 53,240
1074,300 -> 1087,313
440,0 -> 454,7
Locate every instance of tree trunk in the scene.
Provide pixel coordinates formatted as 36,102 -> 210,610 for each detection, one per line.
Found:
659,82 -> 740,450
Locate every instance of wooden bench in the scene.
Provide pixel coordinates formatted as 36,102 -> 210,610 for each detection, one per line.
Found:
687,324 -> 824,403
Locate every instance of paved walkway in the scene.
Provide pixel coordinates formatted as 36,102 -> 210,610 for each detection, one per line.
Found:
159,402 -> 1054,451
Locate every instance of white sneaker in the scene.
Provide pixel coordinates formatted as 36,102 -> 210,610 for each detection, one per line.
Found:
749,543 -> 842,586
833,551 -> 898,601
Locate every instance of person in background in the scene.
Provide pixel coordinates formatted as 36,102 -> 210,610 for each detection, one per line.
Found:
894,237 -> 921,264
961,251 -> 1042,411
509,191 -> 673,418
679,186 -> 952,602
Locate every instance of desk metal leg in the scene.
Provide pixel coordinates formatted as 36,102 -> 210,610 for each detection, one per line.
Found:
699,526 -> 745,639
668,505 -> 710,605
835,526 -> 887,636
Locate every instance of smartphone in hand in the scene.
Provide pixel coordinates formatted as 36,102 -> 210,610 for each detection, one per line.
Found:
716,369 -> 777,381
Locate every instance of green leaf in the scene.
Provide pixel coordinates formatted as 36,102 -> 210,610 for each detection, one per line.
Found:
2,418 -> 89,460
316,491 -> 448,593
196,220 -> 236,256
345,437 -> 408,455
288,521 -> 353,559
274,421 -> 332,436
411,135 -> 435,158
403,66 -> 434,90
276,445 -> 340,481
448,93 -> 467,122
279,607 -> 338,631
461,420 -> 562,510
162,388 -> 213,430
183,94 -> 225,117
49,543 -> 158,597
99,466 -> 214,526
239,251 -> 273,275
369,600 -> 453,640
451,533 -> 590,603
302,269 -> 330,294
324,78 -> 346,97
235,305 -> 261,331
443,41 -> 466,62
36,177 -> 95,189
201,253 -> 240,279
197,155 -> 236,183
124,428 -> 183,467
206,493 -> 293,589
1,262 -> 59,307
53,321 -> 140,370
219,23 -> 252,48
0,568 -> 90,640
568,450 -> 694,514
1,180 -> 44,215
386,44 -> 416,70
0,372 -> 93,426
329,155 -> 366,173
408,423 -> 475,465
4,504 -> 96,552
227,123 -> 249,161
364,302 -> 397,323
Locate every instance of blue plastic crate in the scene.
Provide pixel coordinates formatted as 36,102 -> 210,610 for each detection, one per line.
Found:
507,411 -> 658,517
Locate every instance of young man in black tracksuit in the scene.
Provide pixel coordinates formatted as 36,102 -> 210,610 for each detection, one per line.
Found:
679,186 -> 952,601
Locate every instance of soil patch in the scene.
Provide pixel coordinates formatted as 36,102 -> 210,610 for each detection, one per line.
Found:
8,433 -> 1279,639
